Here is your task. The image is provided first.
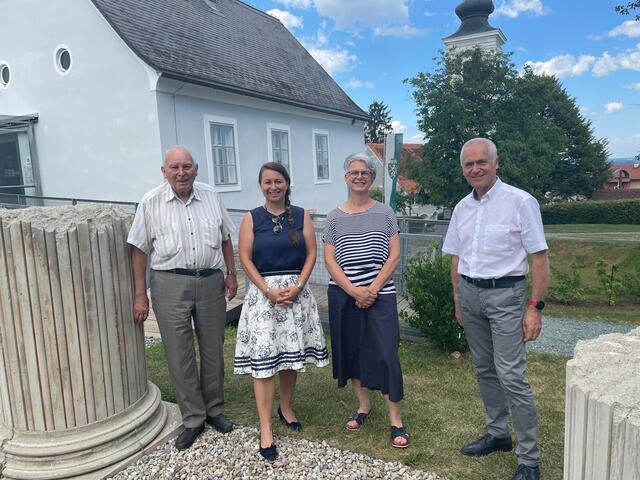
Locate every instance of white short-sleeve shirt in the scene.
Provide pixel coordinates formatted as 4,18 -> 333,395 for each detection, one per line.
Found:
442,178 -> 548,279
127,181 -> 234,271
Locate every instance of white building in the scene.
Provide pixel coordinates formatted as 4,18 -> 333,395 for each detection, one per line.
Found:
0,0 -> 368,214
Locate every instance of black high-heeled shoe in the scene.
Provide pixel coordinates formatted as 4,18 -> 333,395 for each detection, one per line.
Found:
278,406 -> 303,431
259,442 -> 278,461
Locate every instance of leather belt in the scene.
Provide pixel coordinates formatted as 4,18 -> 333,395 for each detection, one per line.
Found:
461,274 -> 525,289
158,268 -> 218,277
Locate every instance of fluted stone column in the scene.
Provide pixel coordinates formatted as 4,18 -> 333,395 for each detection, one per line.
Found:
0,205 -> 168,479
564,327 -> 640,480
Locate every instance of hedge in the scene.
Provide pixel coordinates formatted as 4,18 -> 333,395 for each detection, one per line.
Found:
541,199 -> 640,225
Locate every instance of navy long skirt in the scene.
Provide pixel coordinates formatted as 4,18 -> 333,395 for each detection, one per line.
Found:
327,285 -> 404,402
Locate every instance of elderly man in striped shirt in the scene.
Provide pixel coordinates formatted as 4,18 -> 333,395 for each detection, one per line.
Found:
127,146 -> 238,451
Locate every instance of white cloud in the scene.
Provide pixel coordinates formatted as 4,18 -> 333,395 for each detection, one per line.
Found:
273,0 -> 311,8
525,54 -> 595,78
633,133 -> 640,140
605,102 -> 624,113
424,11 -> 434,17
346,78 -> 374,89
391,120 -> 407,134
409,133 -> 426,143
608,20 -> 640,38
592,44 -> 640,76
267,9 -> 303,30
373,25 -> 429,38
629,83 -> 640,91
314,0 -> 409,30
306,47 -> 357,75
495,0 -> 546,18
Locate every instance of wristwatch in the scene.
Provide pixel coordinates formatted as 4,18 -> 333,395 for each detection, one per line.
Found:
528,300 -> 545,311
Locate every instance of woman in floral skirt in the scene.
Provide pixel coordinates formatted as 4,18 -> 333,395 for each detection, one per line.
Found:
234,162 -> 329,461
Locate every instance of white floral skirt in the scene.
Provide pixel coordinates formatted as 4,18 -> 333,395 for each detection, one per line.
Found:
234,274 -> 329,378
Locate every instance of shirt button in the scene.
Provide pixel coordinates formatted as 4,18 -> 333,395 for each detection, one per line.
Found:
192,248 -> 195,250
190,232 -> 193,235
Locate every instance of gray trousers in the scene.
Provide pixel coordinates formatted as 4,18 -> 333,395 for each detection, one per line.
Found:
150,270 -> 226,428
458,278 -> 540,466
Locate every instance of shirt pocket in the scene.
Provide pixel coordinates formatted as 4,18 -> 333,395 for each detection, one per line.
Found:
154,228 -> 181,259
483,224 -> 511,252
203,218 -> 221,250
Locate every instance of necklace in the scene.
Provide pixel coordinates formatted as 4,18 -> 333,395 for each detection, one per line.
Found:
263,204 -> 286,217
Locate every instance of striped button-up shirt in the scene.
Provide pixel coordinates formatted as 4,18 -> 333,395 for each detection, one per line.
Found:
127,181 -> 234,271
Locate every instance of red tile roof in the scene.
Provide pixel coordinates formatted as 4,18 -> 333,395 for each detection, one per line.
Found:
608,163 -> 640,182
367,142 -> 425,194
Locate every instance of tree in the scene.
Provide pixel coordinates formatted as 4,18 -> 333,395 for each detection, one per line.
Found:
364,101 -> 392,143
616,1 -> 640,20
406,48 -> 610,207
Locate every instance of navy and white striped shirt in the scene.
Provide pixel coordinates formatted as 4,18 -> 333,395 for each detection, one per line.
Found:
323,202 -> 400,294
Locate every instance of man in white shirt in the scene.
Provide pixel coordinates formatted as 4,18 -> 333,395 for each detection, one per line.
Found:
442,138 -> 549,480
127,146 -> 238,451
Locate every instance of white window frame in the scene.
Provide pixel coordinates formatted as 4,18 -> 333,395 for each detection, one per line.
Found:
53,44 -> 73,76
312,129 -> 331,184
204,114 -> 242,192
266,123 -> 293,180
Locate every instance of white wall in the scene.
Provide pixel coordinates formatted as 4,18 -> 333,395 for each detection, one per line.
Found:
156,81 -> 365,215
0,0 -> 162,202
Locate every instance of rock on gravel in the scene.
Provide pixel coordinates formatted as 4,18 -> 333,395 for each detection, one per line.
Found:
108,426 -> 446,480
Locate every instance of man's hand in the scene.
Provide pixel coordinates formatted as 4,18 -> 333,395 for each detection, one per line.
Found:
225,274 -> 238,301
522,308 -> 542,342
133,292 -> 149,324
454,300 -> 463,327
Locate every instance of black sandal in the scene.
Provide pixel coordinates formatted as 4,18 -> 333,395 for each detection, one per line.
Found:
390,425 -> 410,448
346,410 -> 371,430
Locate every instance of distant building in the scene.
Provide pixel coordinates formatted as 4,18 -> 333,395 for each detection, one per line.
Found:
0,0 -> 368,214
592,161 -> 640,200
443,0 -> 506,52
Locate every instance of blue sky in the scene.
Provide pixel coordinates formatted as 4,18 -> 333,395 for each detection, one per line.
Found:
245,0 -> 639,159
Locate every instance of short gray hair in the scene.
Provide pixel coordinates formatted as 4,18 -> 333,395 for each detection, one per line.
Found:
459,138 -> 498,166
164,145 -> 196,165
343,153 -> 377,181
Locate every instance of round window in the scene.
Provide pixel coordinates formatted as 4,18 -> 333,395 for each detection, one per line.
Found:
55,47 -> 72,74
0,64 -> 10,87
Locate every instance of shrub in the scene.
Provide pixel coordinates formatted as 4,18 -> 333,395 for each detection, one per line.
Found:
400,244 -> 468,352
541,199 -> 640,225
370,187 -> 384,203
622,265 -> 640,304
549,265 -> 585,305
595,259 -> 623,306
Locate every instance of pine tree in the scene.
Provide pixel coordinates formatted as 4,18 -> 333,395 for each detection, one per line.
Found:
364,101 -> 392,144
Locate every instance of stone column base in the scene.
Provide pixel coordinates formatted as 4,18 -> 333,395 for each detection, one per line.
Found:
1,382 -> 167,480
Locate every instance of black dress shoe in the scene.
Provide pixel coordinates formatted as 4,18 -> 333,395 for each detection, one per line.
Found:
460,433 -> 513,456
175,424 -> 204,451
512,464 -> 540,480
259,443 -> 278,461
206,414 -> 233,433
278,407 -> 303,431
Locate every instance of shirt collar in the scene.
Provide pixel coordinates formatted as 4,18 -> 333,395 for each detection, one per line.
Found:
162,181 -> 199,204
471,177 -> 503,202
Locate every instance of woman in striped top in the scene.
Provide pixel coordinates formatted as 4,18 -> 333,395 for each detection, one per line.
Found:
323,153 -> 409,449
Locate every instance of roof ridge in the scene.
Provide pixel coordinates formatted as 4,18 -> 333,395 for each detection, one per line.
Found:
231,0 -> 280,23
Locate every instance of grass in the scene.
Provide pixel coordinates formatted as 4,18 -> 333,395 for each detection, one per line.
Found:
544,224 -> 640,234
147,327 -> 567,480
545,302 -> 640,326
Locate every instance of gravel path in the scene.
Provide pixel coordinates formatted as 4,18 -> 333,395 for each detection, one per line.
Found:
109,426 -> 445,480
527,315 -> 634,357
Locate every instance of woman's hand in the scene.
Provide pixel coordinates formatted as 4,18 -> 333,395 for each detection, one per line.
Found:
277,285 -> 302,306
266,287 -> 295,307
351,286 -> 377,309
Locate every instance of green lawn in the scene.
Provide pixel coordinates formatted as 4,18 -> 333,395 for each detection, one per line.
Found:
147,328 -> 567,480
544,224 -> 640,234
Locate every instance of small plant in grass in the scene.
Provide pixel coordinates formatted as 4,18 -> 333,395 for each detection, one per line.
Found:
400,244 -> 468,352
550,265 -> 585,305
596,259 -> 623,306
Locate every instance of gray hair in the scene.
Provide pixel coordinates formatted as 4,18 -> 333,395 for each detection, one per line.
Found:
164,145 -> 196,165
459,138 -> 498,166
343,153 -> 377,181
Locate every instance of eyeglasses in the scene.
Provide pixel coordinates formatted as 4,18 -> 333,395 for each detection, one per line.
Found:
271,215 -> 282,235
347,170 -> 372,178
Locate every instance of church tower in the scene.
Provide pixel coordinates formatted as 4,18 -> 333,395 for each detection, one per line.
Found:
443,0 -> 506,52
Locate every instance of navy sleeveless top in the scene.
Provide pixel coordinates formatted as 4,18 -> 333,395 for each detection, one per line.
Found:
251,205 -> 306,276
